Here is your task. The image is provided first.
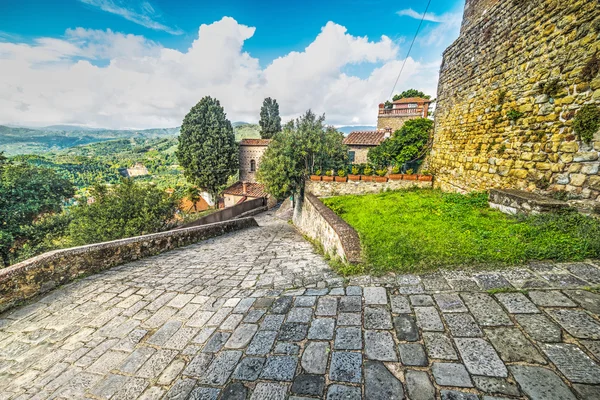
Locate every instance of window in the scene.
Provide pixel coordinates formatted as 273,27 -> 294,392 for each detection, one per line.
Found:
348,151 -> 355,163
250,159 -> 256,172
407,103 -> 418,108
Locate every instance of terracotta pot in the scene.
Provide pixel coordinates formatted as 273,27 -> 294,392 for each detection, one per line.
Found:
418,175 -> 433,181
404,174 -> 418,181
374,176 -> 388,183
388,174 -> 403,181
360,175 -> 373,182
310,175 -> 321,181
347,174 -> 360,181
334,176 -> 348,182
322,176 -> 334,182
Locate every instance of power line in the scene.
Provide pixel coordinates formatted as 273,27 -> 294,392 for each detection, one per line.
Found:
388,0 -> 433,101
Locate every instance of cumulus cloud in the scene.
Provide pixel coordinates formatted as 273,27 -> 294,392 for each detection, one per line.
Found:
0,17 -> 442,129
78,0 -> 183,35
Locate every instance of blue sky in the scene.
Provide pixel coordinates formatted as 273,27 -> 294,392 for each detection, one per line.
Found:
0,0 -> 465,128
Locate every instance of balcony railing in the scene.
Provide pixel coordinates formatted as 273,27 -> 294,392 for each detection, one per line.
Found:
378,108 -> 425,116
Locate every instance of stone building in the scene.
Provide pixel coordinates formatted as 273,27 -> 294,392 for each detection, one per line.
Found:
120,163 -> 149,178
429,0 -> 600,201
223,138 -> 275,207
343,129 -> 390,164
238,139 -> 270,182
377,97 -> 432,131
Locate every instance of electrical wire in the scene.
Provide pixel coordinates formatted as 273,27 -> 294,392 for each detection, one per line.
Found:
388,0 -> 433,101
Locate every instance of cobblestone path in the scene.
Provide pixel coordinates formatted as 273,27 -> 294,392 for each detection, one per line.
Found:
1,212 -> 600,399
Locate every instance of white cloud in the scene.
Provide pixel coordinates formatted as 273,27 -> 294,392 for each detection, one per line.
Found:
0,17 -> 444,129
397,8 -> 445,23
78,0 -> 183,35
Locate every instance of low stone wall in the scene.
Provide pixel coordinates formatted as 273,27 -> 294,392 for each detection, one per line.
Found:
293,192 -> 362,265
489,189 -> 569,215
0,218 -> 258,312
180,197 -> 266,228
306,179 -> 432,197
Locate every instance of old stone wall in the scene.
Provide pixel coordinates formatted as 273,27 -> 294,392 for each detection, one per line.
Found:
430,0 -> 600,201
0,218 -> 258,312
293,192 -> 362,265
377,115 -> 414,131
306,179 -> 432,197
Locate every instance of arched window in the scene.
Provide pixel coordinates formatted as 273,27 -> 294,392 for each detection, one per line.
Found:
250,159 -> 256,172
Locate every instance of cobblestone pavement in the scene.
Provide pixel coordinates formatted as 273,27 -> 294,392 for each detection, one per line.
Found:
1,212 -> 600,400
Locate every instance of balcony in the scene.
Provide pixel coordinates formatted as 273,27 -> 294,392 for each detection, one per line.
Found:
378,107 -> 425,116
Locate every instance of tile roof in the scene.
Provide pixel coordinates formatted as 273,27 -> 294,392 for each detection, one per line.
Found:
223,181 -> 268,198
240,139 -> 271,146
343,130 -> 386,146
392,97 -> 431,104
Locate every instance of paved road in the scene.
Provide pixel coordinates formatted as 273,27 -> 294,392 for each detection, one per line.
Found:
1,212 -> 600,399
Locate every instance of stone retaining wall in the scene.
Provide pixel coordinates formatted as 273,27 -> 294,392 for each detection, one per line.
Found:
293,192 -> 362,265
0,218 -> 258,312
306,179 -> 432,197
430,0 -> 600,200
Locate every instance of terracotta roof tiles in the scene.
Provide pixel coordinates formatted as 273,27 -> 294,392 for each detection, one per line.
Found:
343,131 -> 386,146
239,139 -> 271,146
222,181 -> 268,198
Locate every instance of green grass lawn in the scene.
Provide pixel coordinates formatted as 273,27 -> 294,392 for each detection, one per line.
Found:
322,189 -> 600,274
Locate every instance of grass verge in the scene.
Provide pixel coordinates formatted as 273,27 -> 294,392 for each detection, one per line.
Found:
322,189 -> 600,274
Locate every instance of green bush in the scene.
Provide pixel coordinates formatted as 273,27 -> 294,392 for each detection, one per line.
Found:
573,104 -> 600,144
364,165 -> 373,175
351,166 -> 359,175
338,169 -> 346,177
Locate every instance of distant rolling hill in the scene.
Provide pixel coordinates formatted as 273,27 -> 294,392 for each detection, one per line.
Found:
0,125 -> 180,156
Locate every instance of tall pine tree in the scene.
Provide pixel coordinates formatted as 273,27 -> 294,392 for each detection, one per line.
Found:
176,97 -> 238,204
259,97 -> 282,139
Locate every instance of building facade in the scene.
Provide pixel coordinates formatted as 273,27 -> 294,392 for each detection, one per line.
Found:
343,129 -> 390,164
377,97 -> 432,131
239,139 -> 271,182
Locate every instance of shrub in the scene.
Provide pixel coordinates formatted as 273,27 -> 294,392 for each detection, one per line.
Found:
581,53 -> 600,82
325,170 -> 333,177
315,169 -> 322,176
376,169 -> 387,177
573,104 -> 600,144
507,109 -> 524,121
351,166 -> 359,175
391,165 -> 401,174
337,169 -> 346,177
406,168 -> 414,175
364,165 -> 373,175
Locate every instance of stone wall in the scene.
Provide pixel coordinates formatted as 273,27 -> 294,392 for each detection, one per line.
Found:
377,115 -> 414,131
0,218 -> 258,312
306,179 -> 433,197
430,0 -> 600,201
293,192 -> 362,265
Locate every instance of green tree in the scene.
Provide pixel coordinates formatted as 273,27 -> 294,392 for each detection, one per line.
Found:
67,179 -> 178,246
259,97 -> 282,139
392,89 -> 431,101
257,110 -> 347,199
185,186 -> 202,212
176,97 -> 239,203
368,118 -> 433,167
0,155 -> 74,266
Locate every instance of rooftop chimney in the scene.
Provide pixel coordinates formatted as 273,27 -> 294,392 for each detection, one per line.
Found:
384,127 -> 392,138
242,181 -> 248,195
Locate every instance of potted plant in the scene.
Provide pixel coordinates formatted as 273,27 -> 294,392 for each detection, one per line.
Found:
375,168 -> 388,182
404,168 -> 417,180
389,165 -> 403,181
310,169 -> 322,181
323,170 -> 334,182
418,169 -> 433,181
362,165 -> 373,182
348,165 -> 360,181
335,169 -> 348,182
